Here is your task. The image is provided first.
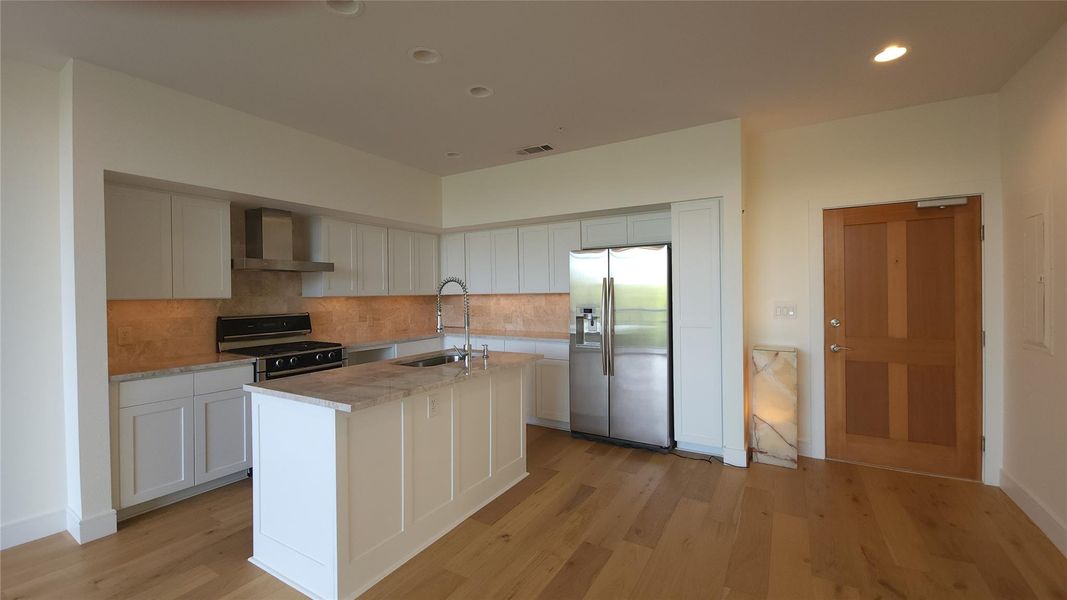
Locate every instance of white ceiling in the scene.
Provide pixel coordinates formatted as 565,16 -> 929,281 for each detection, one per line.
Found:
3,1 -> 1064,175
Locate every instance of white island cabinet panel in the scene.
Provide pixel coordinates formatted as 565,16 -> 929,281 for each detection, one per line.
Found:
457,376 -> 492,493
492,368 -> 524,473
411,389 -> 454,521
248,358 -> 532,600
346,401 -> 405,559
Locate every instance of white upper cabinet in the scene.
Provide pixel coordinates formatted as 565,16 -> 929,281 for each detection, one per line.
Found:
439,233 -> 466,295
491,228 -> 520,294
465,231 -> 493,294
303,217 -> 358,297
388,229 -> 415,295
518,225 -> 551,293
626,211 -> 672,244
171,195 -> 232,299
105,184 -> 173,300
413,232 -> 439,295
356,224 -> 389,296
389,229 -> 438,295
580,211 -> 670,248
105,184 -> 231,300
581,215 -> 628,248
549,221 -> 581,293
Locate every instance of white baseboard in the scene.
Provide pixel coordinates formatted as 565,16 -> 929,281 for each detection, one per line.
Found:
675,441 -> 722,457
526,416 -> 569,431
66,508 -> 117,544
798,439 -> 813,458
722,446 -> 748,467
0,509 -> 67,550
1000,469 -> 1067,556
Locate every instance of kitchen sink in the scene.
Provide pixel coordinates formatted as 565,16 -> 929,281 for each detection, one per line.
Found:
395,352 -> 466,368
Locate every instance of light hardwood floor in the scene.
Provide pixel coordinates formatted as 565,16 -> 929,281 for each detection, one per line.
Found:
2,425 -> 1065,599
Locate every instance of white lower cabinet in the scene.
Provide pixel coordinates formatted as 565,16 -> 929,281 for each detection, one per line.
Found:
116,364 -> 253,510
535,360 -> 570,423
119,396 -> 195,508
193,389 -> 251,485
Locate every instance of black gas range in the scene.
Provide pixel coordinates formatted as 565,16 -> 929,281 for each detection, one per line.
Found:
216,313 -> 348,380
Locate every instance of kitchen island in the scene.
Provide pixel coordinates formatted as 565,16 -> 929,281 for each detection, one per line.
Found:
243,350 -> 540,600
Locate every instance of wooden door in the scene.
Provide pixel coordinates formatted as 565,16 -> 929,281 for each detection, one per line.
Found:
824,196 -> 982,479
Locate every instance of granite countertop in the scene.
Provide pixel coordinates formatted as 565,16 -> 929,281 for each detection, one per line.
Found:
244,350 -> 542,413
109,353 -> 256,382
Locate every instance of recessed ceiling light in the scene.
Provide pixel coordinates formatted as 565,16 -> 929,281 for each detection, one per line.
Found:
874,45 -> 908,63
409,47 -> 441,65
445,152 -> 461,158
468,85 -> 494,98
324,0 -> 364,16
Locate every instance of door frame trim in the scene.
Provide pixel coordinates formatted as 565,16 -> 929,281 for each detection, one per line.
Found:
806,186 -> 1004,485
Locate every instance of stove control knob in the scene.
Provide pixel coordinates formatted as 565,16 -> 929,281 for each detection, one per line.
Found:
328,351 -> 338,361
273,359 -> 285,368
289,357 -> 299,367
315,353 -> 324,362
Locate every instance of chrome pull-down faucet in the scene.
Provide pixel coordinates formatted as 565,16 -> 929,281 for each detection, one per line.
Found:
435,277 -> 472,368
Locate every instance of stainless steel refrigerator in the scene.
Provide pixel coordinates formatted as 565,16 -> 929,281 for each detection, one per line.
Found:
569,245 -> 672,449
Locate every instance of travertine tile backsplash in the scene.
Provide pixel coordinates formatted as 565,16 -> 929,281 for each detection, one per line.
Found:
107,269 -> 570,365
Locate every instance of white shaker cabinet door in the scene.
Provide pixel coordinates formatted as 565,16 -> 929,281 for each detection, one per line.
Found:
105,184 -> 173,300
119,396 -> 195,508
439,233 -> 466,295
303,217 -> 357,297
491,228 -> 520,293
627,211 -> 671,244
388,229 -> 416,295
193,389 -> 251,485
171,195 -> 231,299
357,224 -> 389,296
536,359 -> 570,424
581,216 -> 628,249
464,231 -> 494,294
518,225 -> 551,293
414,232 -> 440,295
548,221 -> 581,293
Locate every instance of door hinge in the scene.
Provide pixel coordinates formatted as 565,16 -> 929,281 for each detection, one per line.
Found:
981,436 -> 986,452
982,330 -> 986,347
981,225 -> 985,241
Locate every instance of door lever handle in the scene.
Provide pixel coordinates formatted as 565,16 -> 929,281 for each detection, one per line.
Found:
830,343 -> 851,353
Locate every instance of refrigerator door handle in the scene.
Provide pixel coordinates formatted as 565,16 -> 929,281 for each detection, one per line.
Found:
607,276 -> 616,376
601,277 -> 609,376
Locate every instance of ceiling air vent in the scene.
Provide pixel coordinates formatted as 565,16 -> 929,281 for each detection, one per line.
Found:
516,144 -> 555,156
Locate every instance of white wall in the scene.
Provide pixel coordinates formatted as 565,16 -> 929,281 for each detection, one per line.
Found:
442,120 -> 747,464
998,23 -> 1067,554
744,94 -> 1006,484
1,60 -> 69,548
442,120 -> 743,227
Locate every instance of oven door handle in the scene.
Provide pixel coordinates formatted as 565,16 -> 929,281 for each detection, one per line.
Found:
264,363 -> 343,379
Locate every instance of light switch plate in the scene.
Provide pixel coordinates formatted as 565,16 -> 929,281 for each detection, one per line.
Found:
774,302 -> 798,319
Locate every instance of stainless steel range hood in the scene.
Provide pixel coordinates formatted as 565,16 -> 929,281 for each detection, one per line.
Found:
231,208 -> 334,272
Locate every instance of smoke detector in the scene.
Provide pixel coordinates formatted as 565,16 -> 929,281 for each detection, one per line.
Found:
516,144 -> 555,156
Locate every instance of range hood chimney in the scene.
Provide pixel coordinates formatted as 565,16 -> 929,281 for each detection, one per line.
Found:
231,208 -> 334,273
